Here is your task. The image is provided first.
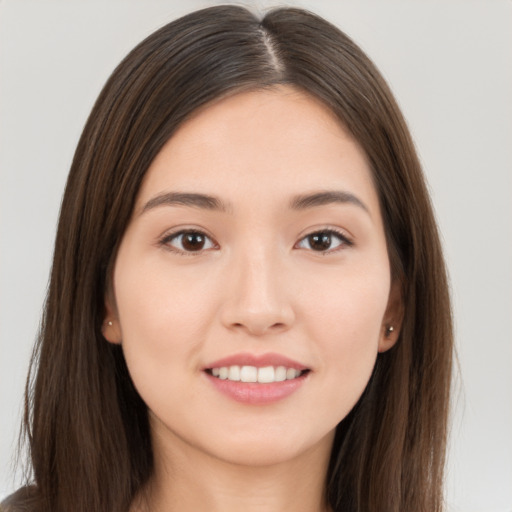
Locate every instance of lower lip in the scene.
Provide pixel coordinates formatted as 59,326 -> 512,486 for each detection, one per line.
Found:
204,372 -> 308,405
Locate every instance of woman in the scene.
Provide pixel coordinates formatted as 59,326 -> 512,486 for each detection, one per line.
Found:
3,5 -> 452,512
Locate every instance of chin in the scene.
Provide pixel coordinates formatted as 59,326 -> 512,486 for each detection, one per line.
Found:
204,426 -> 336,468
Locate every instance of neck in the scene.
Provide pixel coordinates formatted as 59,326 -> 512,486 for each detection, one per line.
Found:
134,421 -> 334,512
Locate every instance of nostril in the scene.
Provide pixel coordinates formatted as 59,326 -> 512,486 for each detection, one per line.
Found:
230,320 -> 288,336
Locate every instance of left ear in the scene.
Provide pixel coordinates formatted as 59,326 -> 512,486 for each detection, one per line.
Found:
378,279 -> 404,353
102,288 -> 122,345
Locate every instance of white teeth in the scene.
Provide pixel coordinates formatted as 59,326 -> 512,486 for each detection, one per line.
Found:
228,365 -> 240,381
210,365 -> 304,383
257,366 -> 275,383
240,365 -> 258,383
286,368 -> 299,380
275,366 -> 287,382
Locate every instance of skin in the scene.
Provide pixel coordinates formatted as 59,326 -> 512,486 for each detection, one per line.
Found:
104,86 -> 402,512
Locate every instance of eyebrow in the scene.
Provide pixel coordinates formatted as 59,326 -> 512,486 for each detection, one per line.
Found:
141,190 -> 369,215
141,192 -> 232,215
289,190 -> 369,213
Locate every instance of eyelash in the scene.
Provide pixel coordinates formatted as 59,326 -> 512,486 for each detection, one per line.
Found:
159,229 -> 218,257
296,228 -> 353,254
159,228 -> 353,257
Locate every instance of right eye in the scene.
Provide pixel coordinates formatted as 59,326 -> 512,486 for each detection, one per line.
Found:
160,230 -> 217,255
295,228 -> 352,254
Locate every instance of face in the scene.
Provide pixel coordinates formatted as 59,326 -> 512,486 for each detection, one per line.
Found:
104,87 -> 401,467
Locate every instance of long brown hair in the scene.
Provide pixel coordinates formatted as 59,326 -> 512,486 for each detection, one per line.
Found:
6,5 -> 452,512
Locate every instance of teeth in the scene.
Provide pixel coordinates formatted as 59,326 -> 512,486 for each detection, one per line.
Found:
257,366 -> 274,383
228,365 -> 240,381
209,365 -> 303,383
286,368 -> 298,380
275,366 -> 287,382
240,366 -> 257,383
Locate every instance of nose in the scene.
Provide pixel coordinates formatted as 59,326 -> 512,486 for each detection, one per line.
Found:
220,247 -> 295,337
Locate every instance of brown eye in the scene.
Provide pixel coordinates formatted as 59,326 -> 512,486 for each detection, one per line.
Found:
308,233 -> 332,251
297,230 -> 350,252
182,232 -> 206,251
163,230 -> 216,254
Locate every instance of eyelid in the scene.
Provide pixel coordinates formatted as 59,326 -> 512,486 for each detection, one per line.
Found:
294,227 -> 353,254
157,225 -> 353,257
158,227 -> 219,256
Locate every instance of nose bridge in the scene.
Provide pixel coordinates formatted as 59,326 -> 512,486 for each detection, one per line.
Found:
241,245 -> 279,302
221,239 -> 294,335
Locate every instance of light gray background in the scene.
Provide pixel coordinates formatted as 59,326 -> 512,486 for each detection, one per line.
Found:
1,1 -> 511,510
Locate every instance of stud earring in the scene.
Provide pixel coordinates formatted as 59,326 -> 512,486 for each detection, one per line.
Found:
107,321 -> 113,327
385,325 -> 394,337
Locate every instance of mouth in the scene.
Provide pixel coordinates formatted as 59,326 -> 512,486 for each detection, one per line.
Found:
205,365 -> 310,383
203,353 -> 311,404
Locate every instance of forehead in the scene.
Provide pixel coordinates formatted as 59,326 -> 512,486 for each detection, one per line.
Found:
136,86 -> 379,215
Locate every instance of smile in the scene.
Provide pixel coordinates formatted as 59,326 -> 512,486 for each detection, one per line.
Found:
207,365 -> 307,383
203,353 -> 310,404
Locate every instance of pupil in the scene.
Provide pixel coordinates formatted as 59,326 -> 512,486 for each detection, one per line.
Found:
182,233 -> 205,251
310,233 -> 331,251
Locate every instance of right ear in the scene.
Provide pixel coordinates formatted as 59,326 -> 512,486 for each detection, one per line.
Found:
102,292 -> 122,344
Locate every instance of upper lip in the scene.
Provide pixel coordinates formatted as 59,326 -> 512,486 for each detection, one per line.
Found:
204,352 -> 309,371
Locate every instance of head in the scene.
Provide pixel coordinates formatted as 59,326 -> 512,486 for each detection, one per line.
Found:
25,5 -> 452,512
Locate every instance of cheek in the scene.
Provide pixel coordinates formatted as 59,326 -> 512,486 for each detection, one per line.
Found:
300,264 -> 390,414
112,253 -> 216,389
115,240 -> 215,331
302,256 -> 390,343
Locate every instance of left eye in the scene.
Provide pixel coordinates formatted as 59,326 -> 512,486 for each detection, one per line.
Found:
296,230 -> 350,252
163,230 -> 216,253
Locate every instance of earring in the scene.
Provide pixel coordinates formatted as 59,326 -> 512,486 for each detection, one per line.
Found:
107,321 -> 113,327
385,325 -> 394,337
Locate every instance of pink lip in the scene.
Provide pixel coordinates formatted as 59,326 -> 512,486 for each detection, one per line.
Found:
204,352 -> 308,371
202,352 -> 310,405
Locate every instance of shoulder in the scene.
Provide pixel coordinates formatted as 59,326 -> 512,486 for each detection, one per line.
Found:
1,486 -> 40,512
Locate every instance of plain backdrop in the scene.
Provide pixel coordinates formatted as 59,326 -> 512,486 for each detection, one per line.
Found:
1,1 -> 511,510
